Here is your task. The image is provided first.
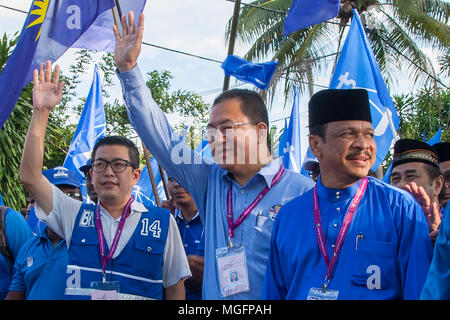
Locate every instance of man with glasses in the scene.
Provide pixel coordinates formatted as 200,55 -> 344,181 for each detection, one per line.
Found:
20,61 -> 190,300
113,12 -> 315,299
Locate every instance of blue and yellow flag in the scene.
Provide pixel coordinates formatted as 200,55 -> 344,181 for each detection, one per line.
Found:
0,0 -> 148,129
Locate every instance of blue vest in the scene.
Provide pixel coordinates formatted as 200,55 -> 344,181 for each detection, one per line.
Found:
65,203 -> 170,300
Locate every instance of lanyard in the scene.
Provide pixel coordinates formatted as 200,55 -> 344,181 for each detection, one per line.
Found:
95,196 -> 134,282
312,177 -> 368,291
226,165 -> 285,246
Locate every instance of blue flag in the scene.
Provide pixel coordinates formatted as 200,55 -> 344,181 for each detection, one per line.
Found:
284,0 -> 340,36
221,55 -> 278,90
425,127 -> 442,146
280,86 -> 301,172
329,9 -> 400,171
0,193 -> 4,206
0,0 -> 117,129
194,139 -> 213,160
132,158 -> 166,207
278,118 -> 288,158
0,1 -> 149,129
63,65 -> 106,202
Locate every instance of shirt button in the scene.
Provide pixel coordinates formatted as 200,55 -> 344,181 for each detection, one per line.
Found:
240,189 -> 245,194
336,192 -> 340,199
331,244 -> 335,248
336,207 -> 341,212
186,224 -> 190,229
333,223 -> 338,228
184,243 -> 188,247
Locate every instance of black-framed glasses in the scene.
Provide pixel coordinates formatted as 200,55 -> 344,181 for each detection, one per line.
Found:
91,158 -> 136,173
203,122 -> 255,142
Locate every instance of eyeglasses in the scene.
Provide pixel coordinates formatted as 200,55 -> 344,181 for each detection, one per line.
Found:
203,122 -> 255,142
91,158 -> 136,173
65,191 -> 82,201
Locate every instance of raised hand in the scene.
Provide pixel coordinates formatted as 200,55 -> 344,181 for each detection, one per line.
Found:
32,60 -> 64,111
404,182 -> 441,235
113,11 -> 144,72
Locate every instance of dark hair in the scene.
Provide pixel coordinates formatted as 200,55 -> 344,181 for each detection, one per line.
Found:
309,123 -> 328,142
213,89 -> 271,151
91,136 -> 140,168
424,162 -> 442,186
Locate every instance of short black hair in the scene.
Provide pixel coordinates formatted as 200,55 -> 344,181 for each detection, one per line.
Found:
213,89 -> 271,150
91,136 -> 140,168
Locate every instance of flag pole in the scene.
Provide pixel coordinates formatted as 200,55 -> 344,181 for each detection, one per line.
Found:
222,0 -> 241,91
142,142 -> 162,207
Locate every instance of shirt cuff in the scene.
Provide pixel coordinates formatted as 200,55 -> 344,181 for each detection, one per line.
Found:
116,64 -> 146,91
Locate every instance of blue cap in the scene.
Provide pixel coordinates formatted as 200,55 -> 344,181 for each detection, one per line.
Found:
43,166 -> 81,188
79,159 -> 91,175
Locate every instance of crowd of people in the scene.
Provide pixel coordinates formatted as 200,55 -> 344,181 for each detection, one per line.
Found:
0,12 -> 448,300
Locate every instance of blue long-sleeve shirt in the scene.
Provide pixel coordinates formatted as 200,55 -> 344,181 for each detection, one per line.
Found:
117,65 -> 315,299
262,176 -> 432,300
421,204 -> 450,300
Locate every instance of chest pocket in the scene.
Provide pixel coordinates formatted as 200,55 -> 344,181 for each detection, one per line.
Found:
134,238 -> 164,255
350,239 -> 398,290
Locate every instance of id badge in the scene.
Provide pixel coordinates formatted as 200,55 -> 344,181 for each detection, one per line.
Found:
216,244 -> 250,297
90,281 -> 120,300
307,287 -> 339,300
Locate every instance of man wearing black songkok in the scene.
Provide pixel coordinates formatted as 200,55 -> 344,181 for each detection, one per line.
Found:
433,142 -> 450,209
390,139 -> 443,241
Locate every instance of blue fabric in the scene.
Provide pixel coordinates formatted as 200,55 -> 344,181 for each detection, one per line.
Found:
0,209 -> 33,299
221,55 -> 278,90
0,194 -> 4,206
0,1 -> 114,129
421,204 -> 450,299
176,210 -> 204,300
132,157 -> 166,207
280,86 -> 301,173
329,10 -> 400,171
65,203 -> 169,300
9,227 -> 68,299
262,176 -> 433,299
63,65 -> 106,203
117,65 -> 316,299
284,0 -> 340,36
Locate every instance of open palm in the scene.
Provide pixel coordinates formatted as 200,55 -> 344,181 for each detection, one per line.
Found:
113,12 -> 144,72
33,61 -> 64,111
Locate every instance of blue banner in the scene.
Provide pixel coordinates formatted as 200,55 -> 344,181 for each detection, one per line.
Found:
63,65 -> 106,202
221,55 -> 278,90
329,9 -> 400,171
279,86 -> 301,172
0,0 -> 147,129
284,0 -> 340,36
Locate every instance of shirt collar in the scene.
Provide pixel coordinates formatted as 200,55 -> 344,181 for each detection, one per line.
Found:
316,175 -> 362,202
175,208 -> 200,222
99,199 -> 148,221
220,157 -> 280,187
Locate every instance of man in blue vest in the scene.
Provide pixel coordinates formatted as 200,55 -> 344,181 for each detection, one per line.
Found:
19,61 -> 191,300
262,89 -> 432,300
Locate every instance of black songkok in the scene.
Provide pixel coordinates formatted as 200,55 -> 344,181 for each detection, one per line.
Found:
392,139 -> 439,169
308,89 -> 372,128
432,142 -> 450,163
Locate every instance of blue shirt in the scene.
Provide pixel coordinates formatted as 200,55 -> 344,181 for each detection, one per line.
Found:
117,66 -> 316,300
9,227 -> 67,299
262,176 -> 433,300
176,209 -> 204,300
0,208 -> 33,299
421,204 -> 450,299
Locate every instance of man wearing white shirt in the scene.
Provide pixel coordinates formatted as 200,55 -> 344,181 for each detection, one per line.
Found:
19,61 -> 190,300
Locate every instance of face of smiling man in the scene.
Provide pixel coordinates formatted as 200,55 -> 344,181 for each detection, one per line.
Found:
309,120 -> 376,189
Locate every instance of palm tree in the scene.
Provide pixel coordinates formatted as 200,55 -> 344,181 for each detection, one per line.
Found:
226,0 -> 450,105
